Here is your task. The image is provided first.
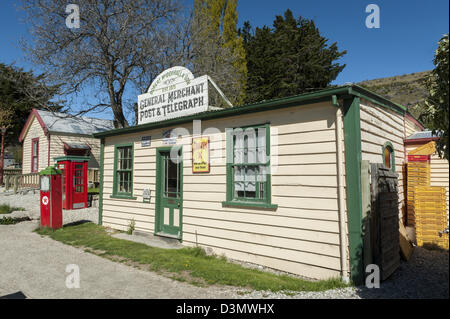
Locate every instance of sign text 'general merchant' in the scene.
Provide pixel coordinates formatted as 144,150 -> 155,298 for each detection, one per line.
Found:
138,67 -> 209,125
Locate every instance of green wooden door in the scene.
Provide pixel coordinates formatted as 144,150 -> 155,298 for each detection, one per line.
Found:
156,148 -> 183,239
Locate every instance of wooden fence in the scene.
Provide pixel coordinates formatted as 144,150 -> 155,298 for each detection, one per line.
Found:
3,168 -> 22,177
4,172 -> 40,193
3,168 -> 98,192
88,168 -> 100,184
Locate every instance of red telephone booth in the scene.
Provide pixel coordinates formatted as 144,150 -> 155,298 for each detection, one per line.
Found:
55,156 -> 89,210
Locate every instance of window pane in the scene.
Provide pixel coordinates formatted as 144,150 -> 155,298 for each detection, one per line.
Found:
257,128 -> 267,164
246,134 -> 257,164
233,134 -> 244,164
33,141 -> 38,156
259,182 -> 265,199
234,166 -> 244,198
116,146 -> 133,194
244,167 -> 256,198
163,153 -> 180,198
257,166 -> 268,182
384,147 -> 391,169
230,126 -> 269,202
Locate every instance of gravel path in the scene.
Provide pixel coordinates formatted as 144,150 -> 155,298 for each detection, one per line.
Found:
0,221 -> 239,299
0,191 -> 98,225
1,191 -> 448,299
241,247 -> 449,299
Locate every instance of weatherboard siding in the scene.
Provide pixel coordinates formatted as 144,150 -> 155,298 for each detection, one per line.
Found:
405,117 -> 423,137
359,100 -> 407,220
22,116 -> 49,174
102,102 -> 349,280
430,154 -> 450,221
49,134 -> 102,168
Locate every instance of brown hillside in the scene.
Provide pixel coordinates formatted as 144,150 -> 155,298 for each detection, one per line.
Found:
358,71 -> 431,118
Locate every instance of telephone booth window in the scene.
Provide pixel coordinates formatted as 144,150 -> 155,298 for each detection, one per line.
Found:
58,163 -> 66,201
74,164 -> 84,193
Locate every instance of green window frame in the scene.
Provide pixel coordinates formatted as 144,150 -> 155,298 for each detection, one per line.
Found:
382,141 -> 395,172
111,143 -> 137,200
223,123 -> 277,209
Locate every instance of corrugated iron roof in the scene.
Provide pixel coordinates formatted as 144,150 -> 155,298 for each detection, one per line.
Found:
37,110 -> 115,135
406,130 -> 441,140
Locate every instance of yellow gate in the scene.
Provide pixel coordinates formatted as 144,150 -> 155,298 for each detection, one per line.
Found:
406,159 -> 430,226
414,186 -> 449,250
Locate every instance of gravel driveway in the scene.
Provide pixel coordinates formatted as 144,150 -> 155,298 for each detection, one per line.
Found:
1,191 -> 448,299
0,191 -> 98,225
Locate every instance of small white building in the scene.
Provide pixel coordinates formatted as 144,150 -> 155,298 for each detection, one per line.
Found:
93,68 -> 427,283
18,109 -> 114,179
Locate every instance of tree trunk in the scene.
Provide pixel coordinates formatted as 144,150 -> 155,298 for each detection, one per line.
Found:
111,102 -> 129,128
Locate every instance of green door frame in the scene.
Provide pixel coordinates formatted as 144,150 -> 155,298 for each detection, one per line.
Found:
155,146 -> 183,240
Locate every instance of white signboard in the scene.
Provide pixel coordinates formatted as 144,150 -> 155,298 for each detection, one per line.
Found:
143,188 -> 151,203
141,136 -> 151,147
162,129 -> 177,145
138,67 -> 209,125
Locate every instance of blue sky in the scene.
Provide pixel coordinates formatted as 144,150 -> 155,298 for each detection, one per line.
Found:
0,0 -> 448,120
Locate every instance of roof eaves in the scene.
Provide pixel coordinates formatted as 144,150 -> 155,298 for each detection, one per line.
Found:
405,111 -> 426,130
18,109 -> 48,143
93,84 -> 408,139
349,85 -> 407,115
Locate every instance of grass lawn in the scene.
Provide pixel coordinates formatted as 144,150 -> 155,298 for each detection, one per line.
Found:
0,204 -> 25,214
88,188 -> 99,194
36,222 -> 349,292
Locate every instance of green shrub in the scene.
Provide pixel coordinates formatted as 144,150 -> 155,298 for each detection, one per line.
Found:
0,216 -> 30,224
126,218 -> 135,235
0,204 -> 25,214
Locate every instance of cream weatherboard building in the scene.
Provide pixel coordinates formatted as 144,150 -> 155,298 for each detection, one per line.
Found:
19,109 -> 114,177
93,84 -> 428,284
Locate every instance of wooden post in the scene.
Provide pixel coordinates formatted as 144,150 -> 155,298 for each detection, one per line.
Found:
13,175 -> 19,194
0,127 -> 5,186
361,160 -> 372,269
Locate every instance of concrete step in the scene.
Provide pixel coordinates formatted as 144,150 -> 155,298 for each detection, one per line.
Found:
111,231 -> 183,250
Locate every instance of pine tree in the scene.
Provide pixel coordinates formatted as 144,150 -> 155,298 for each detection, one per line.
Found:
0,63 -> 62,145
192,0 -> 247,107
243,10 -> 346,103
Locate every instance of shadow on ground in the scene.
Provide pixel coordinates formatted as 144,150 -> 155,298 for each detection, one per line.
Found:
355,247 -> 449,299
0,291 -> 27,299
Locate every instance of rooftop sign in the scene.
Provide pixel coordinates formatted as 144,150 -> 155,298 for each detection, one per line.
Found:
138,66 -> 209,125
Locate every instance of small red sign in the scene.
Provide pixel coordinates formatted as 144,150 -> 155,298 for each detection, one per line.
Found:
408,155 -> 430,162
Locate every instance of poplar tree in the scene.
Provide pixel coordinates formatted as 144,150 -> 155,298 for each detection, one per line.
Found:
192,0 -> 247,107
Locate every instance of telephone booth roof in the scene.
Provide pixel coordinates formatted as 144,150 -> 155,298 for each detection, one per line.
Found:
54,156 -> 90,162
